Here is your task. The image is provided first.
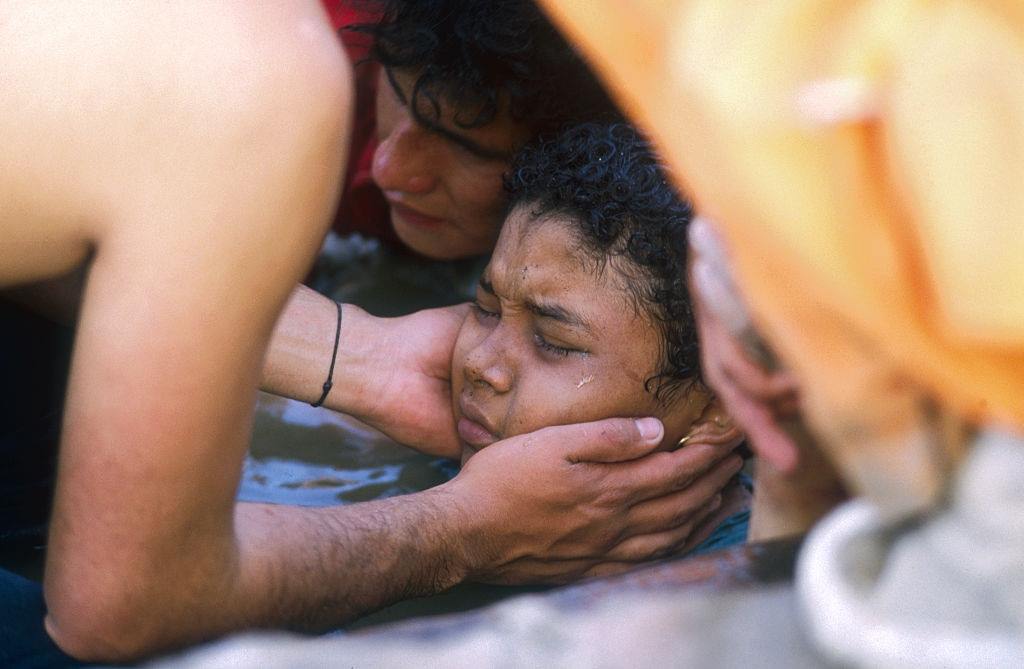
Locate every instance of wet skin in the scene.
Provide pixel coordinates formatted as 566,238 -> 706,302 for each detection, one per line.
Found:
451,206 -> 713,464
372,68 -> 532,260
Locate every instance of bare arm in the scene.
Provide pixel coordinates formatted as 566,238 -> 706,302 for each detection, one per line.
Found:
37,1 -> 364,659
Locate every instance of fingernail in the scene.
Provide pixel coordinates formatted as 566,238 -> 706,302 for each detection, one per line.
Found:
635,417 -> 664,444
711,494 -> 723,510
728,455 -> 744,472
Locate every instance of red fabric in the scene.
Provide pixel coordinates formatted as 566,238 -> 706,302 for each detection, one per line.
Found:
322,1 -> 406,250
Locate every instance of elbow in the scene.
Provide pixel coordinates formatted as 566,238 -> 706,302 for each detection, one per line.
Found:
44,581 -> 179,663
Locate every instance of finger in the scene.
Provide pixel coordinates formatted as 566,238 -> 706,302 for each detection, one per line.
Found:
604,494 -> 724,563
692,277 -> 798,405
721,384 -> 800,473
621,454 -> 743,534
710,326 -> 796,403
687,216 -> 731,269
692,257 -> 752,338
710,347 -> 801,473
721,357 -> 800,403
543,416 -> 664,465
607,436 -> 741,505
769,393 -> 802,420
581,561 -> 646,580
698,313 -> 800,473
478,559 -> 598,586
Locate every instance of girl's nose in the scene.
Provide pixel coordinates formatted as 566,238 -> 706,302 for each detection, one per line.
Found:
464,334 -> 513,394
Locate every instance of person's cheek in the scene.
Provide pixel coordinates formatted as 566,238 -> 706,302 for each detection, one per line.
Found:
500,369 -> 568,439
450,322 -> 479,401
456,168 -> 506,232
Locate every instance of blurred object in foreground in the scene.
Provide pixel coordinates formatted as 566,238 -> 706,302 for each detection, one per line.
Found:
689,216 -> 847,542
798,428 -> 1024,668
534,1 -> 1024,665
538,0 -> 1024,515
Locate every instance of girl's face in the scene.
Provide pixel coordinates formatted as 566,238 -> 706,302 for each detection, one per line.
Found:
450,206 -> 708,463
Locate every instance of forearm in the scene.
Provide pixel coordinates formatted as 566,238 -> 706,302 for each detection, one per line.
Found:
261,284 -> 376,417
230,487 -> 474,631
50,487 -> 476,661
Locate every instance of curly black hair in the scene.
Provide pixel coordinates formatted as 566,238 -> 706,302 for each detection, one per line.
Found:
352,0 -> 621,135
505,123 -> 700,403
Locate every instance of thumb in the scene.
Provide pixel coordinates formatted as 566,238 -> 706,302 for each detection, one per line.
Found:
547,416 -> 664,464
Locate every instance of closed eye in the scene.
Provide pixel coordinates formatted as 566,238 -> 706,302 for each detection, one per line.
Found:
534,333 -> 586,358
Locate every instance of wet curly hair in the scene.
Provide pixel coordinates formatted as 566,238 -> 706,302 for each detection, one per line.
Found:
505,123 -> 700,403
352,0 -> 621,136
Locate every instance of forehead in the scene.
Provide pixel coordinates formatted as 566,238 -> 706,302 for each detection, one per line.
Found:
387,68 -> 532,159
487,207 -> 636,313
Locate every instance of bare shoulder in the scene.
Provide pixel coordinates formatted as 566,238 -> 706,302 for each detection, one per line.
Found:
147,2 -> 353,129
0,0 -> 351,261
0,1 -> 348,105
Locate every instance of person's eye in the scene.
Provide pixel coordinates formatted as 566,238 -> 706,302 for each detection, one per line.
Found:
472,301 -> 499,321
534,333 -> 585,358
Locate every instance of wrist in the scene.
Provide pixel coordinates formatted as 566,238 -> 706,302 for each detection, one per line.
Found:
322,302 -> 376,415
434,476 -> 497,583
261,286 -> 363,408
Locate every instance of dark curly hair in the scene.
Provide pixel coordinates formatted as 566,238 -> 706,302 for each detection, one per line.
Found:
505,123 -> 700,403
352,0 -> 621,136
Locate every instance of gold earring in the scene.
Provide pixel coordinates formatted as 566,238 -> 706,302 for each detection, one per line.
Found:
676,434 -> 692,448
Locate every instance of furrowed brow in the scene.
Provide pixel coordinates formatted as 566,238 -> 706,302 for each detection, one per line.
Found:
526,299 -> 594,334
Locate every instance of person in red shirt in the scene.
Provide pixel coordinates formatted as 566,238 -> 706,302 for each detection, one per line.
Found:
322,0 -> 623,259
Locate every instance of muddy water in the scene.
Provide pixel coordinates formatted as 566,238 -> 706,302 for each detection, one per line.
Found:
238,394 -> 456,507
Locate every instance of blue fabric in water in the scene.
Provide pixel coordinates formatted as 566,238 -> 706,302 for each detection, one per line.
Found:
0,568 -> 86,669
686,507 -> 751,557
685,472 -> 753,557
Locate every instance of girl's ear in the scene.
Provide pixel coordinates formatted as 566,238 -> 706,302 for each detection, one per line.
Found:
662,386 -> 740,449
679,395 -> 738,446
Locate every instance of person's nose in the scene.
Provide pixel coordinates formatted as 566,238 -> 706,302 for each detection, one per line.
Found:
464,329 -> 514,395
372,116 -> 440,195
